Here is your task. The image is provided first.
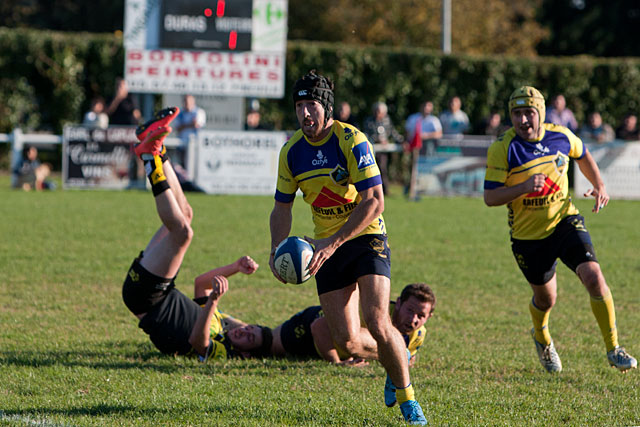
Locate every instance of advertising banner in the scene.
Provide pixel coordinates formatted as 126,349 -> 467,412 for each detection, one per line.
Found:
125,49 -> 284,97
63,126 -> 137,189
193,130 -> 286,195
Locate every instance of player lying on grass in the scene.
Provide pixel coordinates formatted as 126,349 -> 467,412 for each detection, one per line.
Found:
121,108 -> 271,360
263,283 -> 435,407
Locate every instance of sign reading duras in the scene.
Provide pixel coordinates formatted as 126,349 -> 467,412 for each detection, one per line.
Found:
63,126 -> 137,189
125,49 -> 284,97
160,0 -> 253,51
194,130 -> 286,195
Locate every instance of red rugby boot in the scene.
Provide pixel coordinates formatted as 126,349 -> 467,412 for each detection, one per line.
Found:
135,107 -> 180,142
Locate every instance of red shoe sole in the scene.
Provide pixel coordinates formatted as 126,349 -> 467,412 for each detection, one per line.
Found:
136,107 -> 180,142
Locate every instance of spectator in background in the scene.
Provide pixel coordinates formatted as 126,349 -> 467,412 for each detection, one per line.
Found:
106,78 -> 141,125
404,100 -> 443,147
244,99 -> 270,131
615,113 -> 640,141
363,101 -> 404,195
11,145 -> 55,191
545,94 -> 578,132
174,95 -> 207,167
579,112 -> 615,144
334,101 -> 358,128
439,96 -> 470,137
480,111 -> 508,137
83,96 -> 109,129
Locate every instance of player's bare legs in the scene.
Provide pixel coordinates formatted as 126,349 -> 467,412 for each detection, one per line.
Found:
135,125 -> 193,280
319,283 -> 380,359
358,275 -> 411,389
576,261 -> 609,297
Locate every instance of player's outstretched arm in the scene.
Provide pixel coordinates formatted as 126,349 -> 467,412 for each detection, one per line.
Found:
189,276 -> 228,356
484,173 -> 546,206
194,256 -> 258,298
576,150 -> 609,213
269,201 -> 294,283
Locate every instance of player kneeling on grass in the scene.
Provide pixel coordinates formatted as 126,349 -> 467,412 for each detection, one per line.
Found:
484,86 -> 637,373
121,108 -> 271,360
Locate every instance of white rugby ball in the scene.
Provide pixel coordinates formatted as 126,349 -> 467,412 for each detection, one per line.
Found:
274,236 -> 314,284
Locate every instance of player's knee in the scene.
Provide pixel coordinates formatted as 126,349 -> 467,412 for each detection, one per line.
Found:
175,223 -> 193,246
183,203 -> 194,224
365,316 -> 394,342
535,294 -> 556,310
577,263 -> 607,294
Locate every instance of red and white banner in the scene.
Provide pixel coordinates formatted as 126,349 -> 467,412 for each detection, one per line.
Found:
125,49 -> 285,97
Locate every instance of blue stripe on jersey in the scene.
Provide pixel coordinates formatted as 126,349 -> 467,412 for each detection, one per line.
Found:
508,130 -> 572,170
354,175 -> 383,192
286,133 -> 347,178
275,189 -> 296,203
484,180 -> 504,190
511,159 -> 557,175
299,173 -> 329,183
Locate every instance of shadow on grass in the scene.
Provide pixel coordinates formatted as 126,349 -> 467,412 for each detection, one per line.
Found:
0,402 -> 330,425
0,340 -> 380,379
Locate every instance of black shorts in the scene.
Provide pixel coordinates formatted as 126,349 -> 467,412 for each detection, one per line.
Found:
122,252 -> 175,315
280,306 -> 324,358
315,234 -> 391,295
511,215 -> 597,285
138,288 -> 201,355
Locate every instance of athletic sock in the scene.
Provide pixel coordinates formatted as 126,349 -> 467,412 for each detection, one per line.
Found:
142,154 -> 170,196
529,298 -> 552,345
396,383 -> 415,405
590,290 -> 618,352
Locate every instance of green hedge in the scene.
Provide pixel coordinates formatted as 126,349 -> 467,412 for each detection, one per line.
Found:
1,27 -> 640,134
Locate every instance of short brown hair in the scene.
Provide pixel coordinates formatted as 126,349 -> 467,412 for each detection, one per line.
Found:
399,283 -> 436,314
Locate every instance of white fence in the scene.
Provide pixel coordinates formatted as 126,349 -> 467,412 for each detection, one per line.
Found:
3,128 -> 640,199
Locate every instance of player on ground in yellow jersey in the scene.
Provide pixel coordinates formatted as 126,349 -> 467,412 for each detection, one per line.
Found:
484,86 -> 636,373
269,70 -> 427,424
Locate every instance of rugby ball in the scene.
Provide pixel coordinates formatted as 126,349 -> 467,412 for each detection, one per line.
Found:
273,236 -> 314,284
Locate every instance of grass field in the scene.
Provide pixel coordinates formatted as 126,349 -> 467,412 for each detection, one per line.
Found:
1,176 -> 639,426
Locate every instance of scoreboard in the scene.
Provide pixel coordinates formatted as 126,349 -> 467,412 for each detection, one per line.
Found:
123,0 -> 287,97
159,0 -> 253,51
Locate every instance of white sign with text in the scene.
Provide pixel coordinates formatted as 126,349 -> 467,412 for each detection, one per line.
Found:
194,130 -> 286,195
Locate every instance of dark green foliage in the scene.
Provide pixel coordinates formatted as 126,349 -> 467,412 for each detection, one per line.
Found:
1,28 -> 640,135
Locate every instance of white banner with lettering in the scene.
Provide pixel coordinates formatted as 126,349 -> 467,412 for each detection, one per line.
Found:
125,49 -> 285,97
193,130 -> 286,195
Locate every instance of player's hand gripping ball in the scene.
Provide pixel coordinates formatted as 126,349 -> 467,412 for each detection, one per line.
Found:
273,236 -> 314,284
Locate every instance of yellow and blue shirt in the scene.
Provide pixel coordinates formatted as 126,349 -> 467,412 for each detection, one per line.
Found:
275,120 -> 386,239
484,123 -> 585,240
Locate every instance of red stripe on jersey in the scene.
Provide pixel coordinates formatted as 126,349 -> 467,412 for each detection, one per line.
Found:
312,187 -> 353,207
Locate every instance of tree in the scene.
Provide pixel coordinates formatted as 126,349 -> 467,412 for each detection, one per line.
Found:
0,0 -> 124,33
536,0 -> 640,57
288,0 -> 547,56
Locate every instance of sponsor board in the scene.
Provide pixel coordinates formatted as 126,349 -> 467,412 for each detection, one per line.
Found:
194,130 -> 286,195
62,126 -> 138,189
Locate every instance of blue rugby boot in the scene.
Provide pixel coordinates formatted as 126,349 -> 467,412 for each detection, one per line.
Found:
399,400 -> 428,425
